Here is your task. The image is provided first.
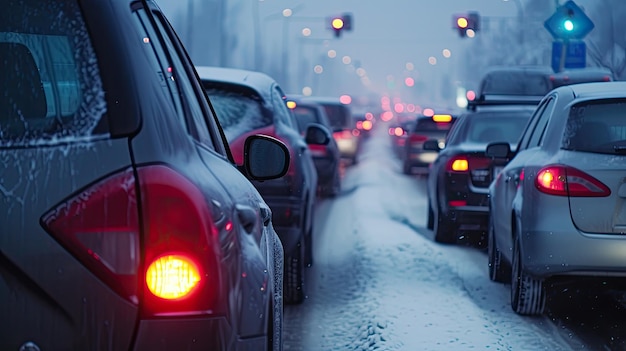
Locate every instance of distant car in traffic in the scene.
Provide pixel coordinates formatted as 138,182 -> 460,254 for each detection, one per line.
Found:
287,96 -> 342,197
298,96 -> 359,164
197,66 -> 327,304
401,112 -> 458,175
487,82 -> 626,316
425,107 -> 533,245
0,1 -> 287,349
477,65 -> 554,102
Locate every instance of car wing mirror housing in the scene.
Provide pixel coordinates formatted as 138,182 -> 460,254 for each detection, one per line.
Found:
423,139 -> 441,152
243,135 -> 290,181
485,142 -> 511,159
304,123 -> 331,145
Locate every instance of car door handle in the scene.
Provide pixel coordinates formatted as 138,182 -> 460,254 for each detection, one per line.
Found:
236,204 -> 258,234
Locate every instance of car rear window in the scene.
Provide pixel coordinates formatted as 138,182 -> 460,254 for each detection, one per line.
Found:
481,71 -> 551,96
414,118 -> 456,133
321,104 -> 350,131
562,99 -> 626,154
292,106 -> 320,134
205,87 -> 273,142
1,1 -> 108,145
461,112 -> 531,145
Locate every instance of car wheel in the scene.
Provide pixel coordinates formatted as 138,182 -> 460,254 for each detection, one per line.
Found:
284,239 -> 305,304
487,218 -> 510,283
305,226 -> 313,267
427,199 -> 434,230
511,236 -> 546,315
433,205 -> 456,244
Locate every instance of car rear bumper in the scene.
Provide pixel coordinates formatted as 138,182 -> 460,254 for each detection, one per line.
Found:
521,228 -> 626,279
445,205 -> 489,231
133,317 -> 267,350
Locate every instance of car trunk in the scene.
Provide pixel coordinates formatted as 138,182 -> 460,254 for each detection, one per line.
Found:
560,151 -> 626,234
0,140 -> 139,350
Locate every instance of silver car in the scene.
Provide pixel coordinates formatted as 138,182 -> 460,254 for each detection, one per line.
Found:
486,81 -> 626,316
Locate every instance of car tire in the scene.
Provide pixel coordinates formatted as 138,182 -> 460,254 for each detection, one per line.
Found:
511,236 -> 546,315
487,218 -> 510,283
433,205 -> 456,244
427,199 -> 434,230
284,239 -> 305,304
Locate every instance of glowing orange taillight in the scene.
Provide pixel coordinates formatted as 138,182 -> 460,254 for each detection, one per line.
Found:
450,158 -> 469,172
146,254 -> 201,300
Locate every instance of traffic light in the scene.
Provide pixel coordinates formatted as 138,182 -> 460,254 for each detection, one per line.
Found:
453,12 -> 480,38
327,13 -> 353,38
543,1 -> 594,40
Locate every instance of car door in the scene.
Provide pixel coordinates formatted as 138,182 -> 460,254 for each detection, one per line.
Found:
494,97 -> 556,258
139,6 -> 280,341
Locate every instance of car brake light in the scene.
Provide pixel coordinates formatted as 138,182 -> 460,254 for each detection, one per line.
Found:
432,114 -> 452,123
138,165 -> 223,316
146,254 -> 201,300
535,165 -> 611,197
42,168 -> 140,302
308,144 -> 328,157
446,155 -> 491,173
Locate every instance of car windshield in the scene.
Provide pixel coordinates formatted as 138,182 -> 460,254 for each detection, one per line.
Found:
562,99 -> 626,154
0,1 -> 108,145
204,87 -> 272,142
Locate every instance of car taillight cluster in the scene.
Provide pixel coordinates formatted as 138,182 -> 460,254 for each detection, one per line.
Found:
308,144 -> 328,157
535,165 -> 611,197
408,134 -> 427,145
42,165 -> 224,318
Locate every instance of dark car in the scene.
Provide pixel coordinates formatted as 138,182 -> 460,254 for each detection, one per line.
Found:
426,107 -> 534,245
1,1 -> 287,350
298,96 -> 359,164
548,67 -> 614,88
287,97 -> 342,197
487,82 -> 626,315
476,65 -> 554,103
401,113 -> 458,175
389,113 -> 417,157
197,66 -> 326,304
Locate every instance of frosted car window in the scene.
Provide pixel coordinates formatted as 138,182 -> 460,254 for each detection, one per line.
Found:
205,88 -> 272,143
563,99 -> 626,154
0,1 -> 107,145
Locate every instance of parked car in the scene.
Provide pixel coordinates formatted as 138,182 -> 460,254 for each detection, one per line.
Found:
299,96 -> 359,164
486,82 -> 626,316
425,107 -> 533,244
401,112 -> 458,175
0,1 -> 287,350
197,66 -> 326,304
287,97 -> 342,197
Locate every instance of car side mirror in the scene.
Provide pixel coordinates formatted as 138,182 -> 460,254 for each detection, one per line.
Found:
423,139 -> 441,151
485,142 -> 511,158
304,123 -> 331,145
243,135 -> 290,180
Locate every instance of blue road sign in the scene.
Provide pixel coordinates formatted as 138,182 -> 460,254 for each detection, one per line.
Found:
544,1 -> 594,40
551,41 -> 586,73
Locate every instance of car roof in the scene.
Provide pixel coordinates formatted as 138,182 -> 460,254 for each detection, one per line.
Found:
195,65 -> 276,100
554,81 -> 626,100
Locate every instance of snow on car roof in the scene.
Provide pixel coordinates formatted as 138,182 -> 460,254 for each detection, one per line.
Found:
195,65 -> 277,103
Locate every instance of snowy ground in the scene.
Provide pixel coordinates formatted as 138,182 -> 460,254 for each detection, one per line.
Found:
283,124 -> 587,351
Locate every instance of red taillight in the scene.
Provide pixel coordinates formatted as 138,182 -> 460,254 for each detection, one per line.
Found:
42,168 -> 140,302
42,166 -> 223,316
308,144 -> 328,157
535,165 -> 611,197
138,165 -> 222,316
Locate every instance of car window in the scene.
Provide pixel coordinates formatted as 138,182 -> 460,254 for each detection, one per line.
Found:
527,98 -> 555,147
562,98 -> 626,154
461,113 -> 531,146
292,106 -> 320,134
205,87 -> 272,143
0,2 -> 108,145
518,98 -> 550,151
